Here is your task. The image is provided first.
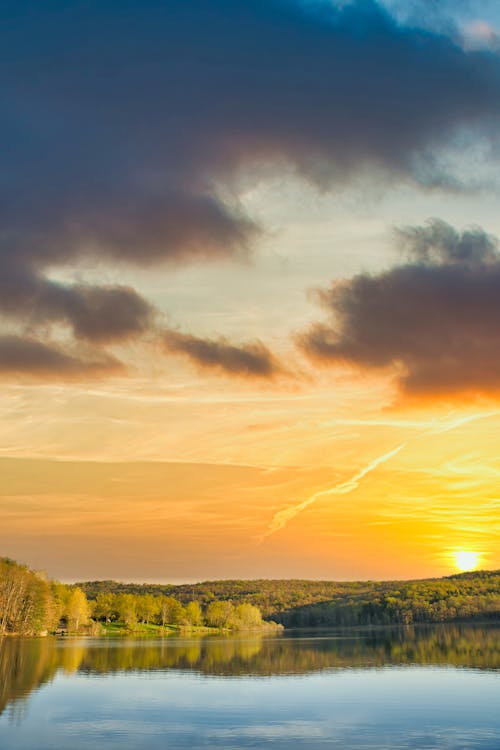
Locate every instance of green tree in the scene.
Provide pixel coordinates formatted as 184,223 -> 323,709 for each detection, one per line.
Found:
158,596 -> 186,627
115,593 -> 138,628
235,603 -> 263,628
185,601 -> 203,626
205,600 -> 234,628
65,588 -> 90,632
137,594 -> 160,625
0,558 -> 56,635
93,593 -> 116,622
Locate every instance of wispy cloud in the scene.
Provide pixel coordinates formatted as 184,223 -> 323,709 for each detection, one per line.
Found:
257,443 -> 406,542
257,408 -> 500,542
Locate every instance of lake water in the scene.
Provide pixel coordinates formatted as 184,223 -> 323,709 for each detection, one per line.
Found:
1,624 -> 499,749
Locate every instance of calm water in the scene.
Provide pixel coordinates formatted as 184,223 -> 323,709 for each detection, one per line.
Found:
1,624 -> 499,749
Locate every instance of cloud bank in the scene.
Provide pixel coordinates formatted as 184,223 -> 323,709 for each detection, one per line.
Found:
299,220 -> 500,397
4,1 -> 500,377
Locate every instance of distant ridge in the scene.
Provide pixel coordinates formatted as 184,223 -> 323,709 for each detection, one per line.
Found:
77,570 -> 500,627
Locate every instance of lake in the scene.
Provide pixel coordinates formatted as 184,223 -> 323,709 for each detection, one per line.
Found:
1,624 -> 499,749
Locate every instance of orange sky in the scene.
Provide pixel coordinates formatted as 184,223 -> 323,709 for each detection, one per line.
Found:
2,368 -> 499,581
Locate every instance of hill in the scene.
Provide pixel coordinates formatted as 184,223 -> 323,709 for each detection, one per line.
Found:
77,570 -> 500,626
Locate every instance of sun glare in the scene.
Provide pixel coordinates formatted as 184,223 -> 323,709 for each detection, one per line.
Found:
453,550 -> 480,572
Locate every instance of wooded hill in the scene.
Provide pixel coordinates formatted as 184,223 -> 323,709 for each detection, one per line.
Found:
78,570 -> 500,626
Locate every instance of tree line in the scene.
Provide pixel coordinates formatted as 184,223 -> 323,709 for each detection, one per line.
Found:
0,557 -> 274,635
79,570 -> 500,626
276,574 -> 500,626
91,591 -> 268,631
3,555 -> 500,635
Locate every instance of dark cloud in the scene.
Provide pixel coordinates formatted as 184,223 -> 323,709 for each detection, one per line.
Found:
0,335 -> 123,378
57,284 -> 154,343
395,219 -> 499,266
298,220 -> 500,396
162,330 -> 281,378
0,272 -> 154,343
3,0 -> 500,277
4,1 -> 500,378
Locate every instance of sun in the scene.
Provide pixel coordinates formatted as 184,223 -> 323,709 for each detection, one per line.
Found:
453,550 -> 480,572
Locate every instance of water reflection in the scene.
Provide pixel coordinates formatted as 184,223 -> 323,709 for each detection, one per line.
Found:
1,623 -> 499,717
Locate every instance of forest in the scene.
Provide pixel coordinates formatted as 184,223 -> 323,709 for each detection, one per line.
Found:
79,570 -> 500,627
2,556 -> 500,636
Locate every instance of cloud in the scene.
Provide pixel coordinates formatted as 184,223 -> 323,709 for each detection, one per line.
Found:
462,19 -> 500,50
298,219 -> 500,397
162,329 -> 282,378
395,219 -> 499,266
4,0 -> 500,278
0,272 -> 154,343
0,335 -> 123,379
5,1 -> 500,378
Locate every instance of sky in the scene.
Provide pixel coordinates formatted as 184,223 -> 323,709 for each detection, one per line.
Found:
2,0 -> 500,582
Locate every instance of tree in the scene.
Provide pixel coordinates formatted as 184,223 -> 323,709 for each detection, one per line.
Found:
65,588 -> 90,632
158,596 -> 186,627
93,593 -> 116,623
205,600 -> 234,628
235,603 -> 263,628
137,594 -> 160,625
0,558 -> 55,635
115,593 -> 138,628
185,601 -> 203,626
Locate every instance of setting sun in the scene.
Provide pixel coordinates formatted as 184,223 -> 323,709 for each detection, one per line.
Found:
454,550 -> 481,572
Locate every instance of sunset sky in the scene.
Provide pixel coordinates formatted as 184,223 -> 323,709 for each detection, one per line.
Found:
2,0 -> 500,582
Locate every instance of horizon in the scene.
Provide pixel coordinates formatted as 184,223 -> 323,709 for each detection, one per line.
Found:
48,567 -> 500,587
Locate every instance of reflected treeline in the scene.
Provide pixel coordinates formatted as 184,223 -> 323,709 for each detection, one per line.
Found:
0,639 -> 59,717
2,625 -> 500,715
